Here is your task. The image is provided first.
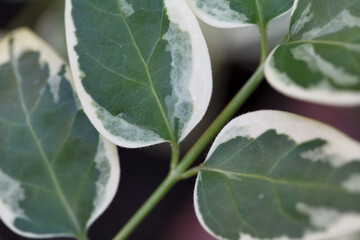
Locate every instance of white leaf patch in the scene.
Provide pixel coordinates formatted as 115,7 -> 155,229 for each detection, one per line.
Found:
195,111 -> 360,240
303,10 -> 360,40
185,0 -> 252,28
66,0 -> 212,148
239,233 -> 289,240
94,102 -> 163,145
163,22 -> 193,136
291,44 -> 359,87
207,111 -> 360,167
92,141 -> 110,216
300,147 -> 344,168
3,29 -> 73,87
193,0 -> 248,23
48,75 -> 62,104
265,1 -> 360,106
290,3 -> 313,35
164,0 -> 212,142
342,174 -> 360,194
119,0 -> 134,17
297,203 -> 360,240
87,136 -> 120,228
0,170 -> 27,224
297,203 -> 341,228
267,56 -> 295,85
265,47 -> 360,106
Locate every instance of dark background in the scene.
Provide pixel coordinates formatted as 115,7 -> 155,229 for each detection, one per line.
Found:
0,1 -> 359,240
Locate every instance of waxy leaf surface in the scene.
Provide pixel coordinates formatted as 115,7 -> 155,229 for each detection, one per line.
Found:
265,0 -> 360,106
195,110 -> 360,240
0,28 -> 120,239
66,0 -> 212,148
185,0 -> 294,28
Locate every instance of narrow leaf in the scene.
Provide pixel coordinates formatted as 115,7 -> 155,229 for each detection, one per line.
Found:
265,0 -> 360,106
185,0 -> 295,28
195,110 -> 360,240
65,0 -> 212,148
0,28 -> 120,239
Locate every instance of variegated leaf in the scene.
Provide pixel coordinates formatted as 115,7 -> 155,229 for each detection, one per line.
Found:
265,0 -> 360,106
195,110 -> 360,240
0,28 -> 120,239
185,0 -> 295,28
65,0 -> 212,148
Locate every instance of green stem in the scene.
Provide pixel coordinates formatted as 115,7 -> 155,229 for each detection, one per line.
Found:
113,25 -> 269,240
170,142 -> 179,170
176,63 -> 265,173
259,26 -> 269,62
180,166 -> 202,179
113,172 -> 180,240
112,63 -> 265,240
255,0 -> 269,62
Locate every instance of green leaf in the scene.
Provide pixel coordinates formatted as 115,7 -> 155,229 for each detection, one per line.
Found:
265,0 -> 360,106
0,28 -> 120,239
185,0 -> 295,28
65,0 -> 212,148
195,110 -> 360,240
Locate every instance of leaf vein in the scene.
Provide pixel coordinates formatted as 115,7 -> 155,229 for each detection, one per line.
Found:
224,175 -> 258,234
83,52 -> 149,88
10,41 -> 83,234
202,167 -> 346,193
116,0 -> 177,143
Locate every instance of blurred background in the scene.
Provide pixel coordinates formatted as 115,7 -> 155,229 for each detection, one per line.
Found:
0,0 -> 359,240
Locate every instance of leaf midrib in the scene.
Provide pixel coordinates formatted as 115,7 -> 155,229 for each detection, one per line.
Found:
10,42 -> 82,235
201,167 -> 347,193
116,0 -> 177,144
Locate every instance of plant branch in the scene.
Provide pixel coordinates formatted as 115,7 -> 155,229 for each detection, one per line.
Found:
112,63 -> 265,240
180,166 -> 202,179
113,172 -> 180,240
176,63 -> 265,173
112,26 -> 269,240
259,26 -> 269,62
170,142 -> 179,170
255,0 -> 269,62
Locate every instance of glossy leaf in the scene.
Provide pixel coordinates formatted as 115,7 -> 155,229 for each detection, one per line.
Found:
185,0 -> 295,28
0,28 -> 120,239
65,0 -> 212,148
265,0 -> 360,106
195,110 -> 360,240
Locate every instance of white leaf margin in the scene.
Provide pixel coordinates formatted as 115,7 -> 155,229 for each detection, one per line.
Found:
87,136 -> 120,229
265,46 -> 360,106
0,28 -> 120,238
185,0 -> 295,29
264,0 -> 360,106
0,28 -> 69,82
194,110 -> 360,240
185,0 -> 253,28
65,0 -> 212,148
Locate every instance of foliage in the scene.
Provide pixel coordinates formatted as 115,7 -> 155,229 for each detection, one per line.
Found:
0,0 -> 359,240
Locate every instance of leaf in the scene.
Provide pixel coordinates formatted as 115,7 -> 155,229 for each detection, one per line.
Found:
0,28 -> 120,239
185,0 -> 295,28
65,0 -> 212,148
265,0 -> 360,106
194,110 -> 360,240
